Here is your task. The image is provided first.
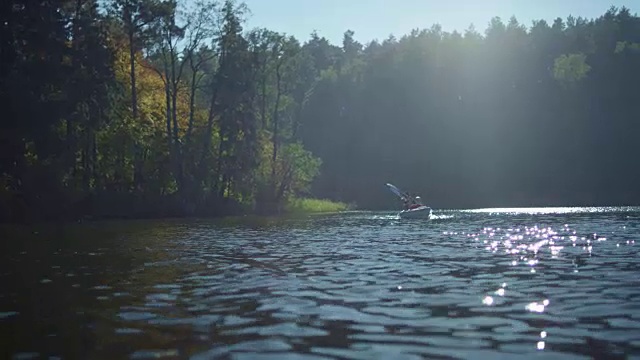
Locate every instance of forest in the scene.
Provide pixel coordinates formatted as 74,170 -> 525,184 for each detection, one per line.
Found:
1,0 -> 639,222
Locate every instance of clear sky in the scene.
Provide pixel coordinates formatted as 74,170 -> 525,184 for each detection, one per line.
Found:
237,0 -> 639,45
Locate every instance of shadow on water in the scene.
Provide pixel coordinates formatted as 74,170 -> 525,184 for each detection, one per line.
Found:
1,207 -> 639,359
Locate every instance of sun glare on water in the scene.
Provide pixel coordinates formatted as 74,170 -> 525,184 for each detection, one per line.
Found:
462,206 -> 638,214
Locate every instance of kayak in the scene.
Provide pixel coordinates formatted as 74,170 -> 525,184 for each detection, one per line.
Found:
385,183 -> 432,220
399,205 -> 432,219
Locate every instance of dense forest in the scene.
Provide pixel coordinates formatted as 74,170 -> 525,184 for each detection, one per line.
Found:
1,1 -> 639,222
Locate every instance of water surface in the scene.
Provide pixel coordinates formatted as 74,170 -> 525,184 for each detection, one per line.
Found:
1,207 -> 640,359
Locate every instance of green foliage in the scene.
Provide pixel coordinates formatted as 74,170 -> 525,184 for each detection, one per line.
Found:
615,41 -> 640,54
284,197 -> 351,214
300,7 -> 640,209
2,1 -> 640,221
553,53 -> 591,85
281,142 -> 322,195
0,0 -> 328,221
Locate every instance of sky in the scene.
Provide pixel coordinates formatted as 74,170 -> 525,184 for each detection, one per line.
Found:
236,0 -> 640,45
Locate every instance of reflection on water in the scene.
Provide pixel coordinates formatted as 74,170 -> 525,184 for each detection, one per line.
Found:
1,208 -> 640,359
461,206 -> 639,214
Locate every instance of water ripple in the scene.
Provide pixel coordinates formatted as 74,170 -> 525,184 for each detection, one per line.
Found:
1,208 -> 639,359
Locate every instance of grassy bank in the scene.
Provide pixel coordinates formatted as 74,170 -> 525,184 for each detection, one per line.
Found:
284,197 -> 352,214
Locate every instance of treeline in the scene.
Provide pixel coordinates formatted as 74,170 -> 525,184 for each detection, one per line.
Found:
300,7 -> 640,209
1,2 -> 639,222
1,0 -> 326,221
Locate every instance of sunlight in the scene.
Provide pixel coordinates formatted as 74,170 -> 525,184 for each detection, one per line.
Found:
463,206 -> 639,214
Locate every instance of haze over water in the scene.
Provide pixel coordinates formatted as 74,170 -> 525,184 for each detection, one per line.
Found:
1,207 -> 640,359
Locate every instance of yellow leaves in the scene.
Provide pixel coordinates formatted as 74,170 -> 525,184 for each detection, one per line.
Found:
137,66 -> 166,131
110,39 -> 194,139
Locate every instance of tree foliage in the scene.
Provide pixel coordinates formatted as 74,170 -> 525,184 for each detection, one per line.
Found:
1,2 -> 639,221
553,53 -> 591,85
301,6 -> 640,209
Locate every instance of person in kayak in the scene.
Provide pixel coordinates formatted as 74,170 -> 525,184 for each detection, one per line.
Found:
402,193 -> 423,210
402,194 -> 411,210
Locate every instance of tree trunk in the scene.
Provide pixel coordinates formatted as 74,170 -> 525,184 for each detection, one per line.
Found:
261,68 -> 267,129
82,128 -> 91,192
116,135 -> 126,191
91,133 -> 99,191
67,0 -> 85,187
128,27 -> 138,121
271,63 -> 282,196
199,75 -> 220,181
187,62 -> 197,145
66,119 -> 76,184
170,71 -> 182,190
127,16 -> 142,189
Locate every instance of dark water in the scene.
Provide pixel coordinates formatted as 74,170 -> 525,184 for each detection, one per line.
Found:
2,207 -> 640,359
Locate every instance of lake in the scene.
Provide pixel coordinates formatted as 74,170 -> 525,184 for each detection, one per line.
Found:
1,207 -> 640,359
